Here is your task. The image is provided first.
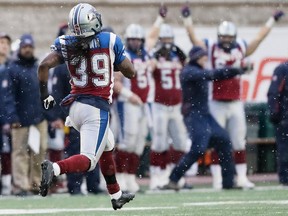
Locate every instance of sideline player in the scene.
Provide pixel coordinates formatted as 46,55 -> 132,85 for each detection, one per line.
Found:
180,4 -> 284,189
114,24 -> 150,193
148,21 -> 188,189
38,3 -> 135,210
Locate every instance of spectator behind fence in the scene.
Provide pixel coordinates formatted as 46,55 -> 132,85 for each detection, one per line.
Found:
8,34 -> 48,196
267,61 -> 288,186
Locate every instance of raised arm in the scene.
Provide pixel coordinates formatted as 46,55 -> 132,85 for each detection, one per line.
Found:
181,4 -> 205,48
146,4 -> 167,52
246,10 -> 284,57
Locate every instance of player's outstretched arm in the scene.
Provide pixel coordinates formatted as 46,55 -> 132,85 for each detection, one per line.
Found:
181,4 -> 205,48
38,51 -> 62,109
146,4 -> 167,51
115,57 -> 136,79
246,10 -> 285,56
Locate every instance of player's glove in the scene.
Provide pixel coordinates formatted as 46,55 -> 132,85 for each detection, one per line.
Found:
273,10 -> 285,22
181,4 -> 191,18
159,4 -> 168,18
42,95 -> 56,110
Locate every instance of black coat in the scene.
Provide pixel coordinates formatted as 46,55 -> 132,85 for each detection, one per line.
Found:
8,56 -> 45,126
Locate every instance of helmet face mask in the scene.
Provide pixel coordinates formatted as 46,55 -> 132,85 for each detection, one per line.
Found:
68,3 -> 102,38
217,21 -> 237,51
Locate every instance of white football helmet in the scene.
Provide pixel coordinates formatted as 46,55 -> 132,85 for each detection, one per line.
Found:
217,21 -> 237,51
125,24 -> 145,52
159,24 -> 174,39
125,24 -> 144,39
68,3 -> 102,37
217,21 -> 237,37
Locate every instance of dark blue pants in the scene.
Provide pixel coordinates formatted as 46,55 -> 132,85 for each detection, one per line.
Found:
275,122 -> 288,185
170,113 -> 235,188
65,127 -> 101,194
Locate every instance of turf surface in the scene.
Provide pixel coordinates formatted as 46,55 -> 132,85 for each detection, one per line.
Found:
0,185 -> 287,216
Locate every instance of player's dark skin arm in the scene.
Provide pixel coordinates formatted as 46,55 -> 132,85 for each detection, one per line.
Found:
38,51 -> 62,82
38,51 -> 62,98
115,57 -> 136,79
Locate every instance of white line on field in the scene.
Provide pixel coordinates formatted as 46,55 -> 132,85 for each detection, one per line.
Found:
183,200 -> 288,206
0,206 -> 177,215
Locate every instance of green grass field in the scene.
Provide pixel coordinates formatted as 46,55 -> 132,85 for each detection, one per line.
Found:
0,184 -> 288,216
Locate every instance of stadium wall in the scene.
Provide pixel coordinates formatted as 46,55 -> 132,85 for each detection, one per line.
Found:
0,0 -> 286,56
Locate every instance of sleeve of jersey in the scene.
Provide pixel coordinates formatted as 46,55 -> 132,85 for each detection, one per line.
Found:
50,38 -> 65,63
113,36 -> 126,65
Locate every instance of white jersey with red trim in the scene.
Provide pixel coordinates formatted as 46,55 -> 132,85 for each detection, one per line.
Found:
120,49 -> 150,103
153,57 -> 182,106
206,38 -> 247,100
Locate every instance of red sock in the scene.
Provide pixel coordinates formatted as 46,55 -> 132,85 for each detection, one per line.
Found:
127,153 -> 140,174
150,151 -> 169,169
211,150 -> 220,165
114,149 -> 129,173
234,150 -> 246,164
169,147 -> 185,164
100,151 -> 120,194
56,154 -> 90,174
1,153 -> 11,174
49,149 -> 63,162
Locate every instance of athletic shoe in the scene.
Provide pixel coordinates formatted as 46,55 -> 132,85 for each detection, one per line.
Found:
39,160 -> 54,197
161,181 -> 180,191
236,178 -> 255,189
111,192 -> 135,210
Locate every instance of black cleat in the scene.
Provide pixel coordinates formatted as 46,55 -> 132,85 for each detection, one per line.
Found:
111,192 -> 135,210
39,160 -> 54,197
161,181 -> 180,191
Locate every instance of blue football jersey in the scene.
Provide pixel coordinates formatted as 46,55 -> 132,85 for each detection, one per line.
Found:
51,32 -> 126,103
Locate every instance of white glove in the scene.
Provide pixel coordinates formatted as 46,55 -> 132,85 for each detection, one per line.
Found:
43,95 -> 56,110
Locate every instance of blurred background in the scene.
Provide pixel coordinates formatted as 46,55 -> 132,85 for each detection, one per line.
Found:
0,0 -> 286,55
1,0 -> 287,190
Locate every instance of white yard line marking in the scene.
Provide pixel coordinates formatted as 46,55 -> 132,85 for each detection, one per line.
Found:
183,200 -> 288,206
0,207 -> 177,215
